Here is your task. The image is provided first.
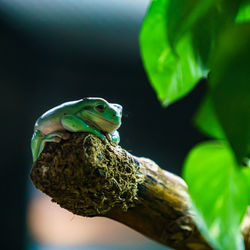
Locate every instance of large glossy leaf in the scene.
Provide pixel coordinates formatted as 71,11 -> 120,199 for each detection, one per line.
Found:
140,0 -> 206,106
167,0 -> 241,67
167,0 -> 216,48
183,141 -> 249,250
194,96 -> 225,139
190,11 -> 216,70
210,24 -> 250,162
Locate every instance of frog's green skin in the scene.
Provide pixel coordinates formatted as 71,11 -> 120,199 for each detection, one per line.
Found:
31,97 -> 122,162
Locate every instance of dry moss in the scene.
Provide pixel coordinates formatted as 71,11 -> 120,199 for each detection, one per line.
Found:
30,133 -> 144,217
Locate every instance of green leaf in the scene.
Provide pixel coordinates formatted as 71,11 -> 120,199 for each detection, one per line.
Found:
167,0 -> 240,67
242,165 -> 250,203
190,11 -> 216,69
183,141 -> 248,250
139,0 -> 206,106
236,2 -> 250,23
194,96 -> 225,139
210,23 -> 250,162
167,0 -> 216,48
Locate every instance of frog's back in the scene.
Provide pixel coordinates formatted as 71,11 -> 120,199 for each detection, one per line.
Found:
34,99 -> 84,135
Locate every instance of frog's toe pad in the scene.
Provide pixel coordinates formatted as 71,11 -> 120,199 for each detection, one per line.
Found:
53,137 -> 61,143
60,131 -> 71,140
44,131 -> 71,142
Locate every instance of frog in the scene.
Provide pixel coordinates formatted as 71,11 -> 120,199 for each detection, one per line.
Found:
31,97 -> 122,162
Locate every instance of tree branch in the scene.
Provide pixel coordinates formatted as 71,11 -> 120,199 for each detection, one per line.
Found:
30,133 -> 250,250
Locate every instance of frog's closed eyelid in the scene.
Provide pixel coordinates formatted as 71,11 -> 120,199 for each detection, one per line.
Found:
95,104 -> 106,113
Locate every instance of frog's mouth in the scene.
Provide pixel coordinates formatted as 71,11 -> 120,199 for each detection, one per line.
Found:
85,114 -> 121,134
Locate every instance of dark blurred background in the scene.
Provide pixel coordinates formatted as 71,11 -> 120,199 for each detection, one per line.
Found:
0,0 -> 205,249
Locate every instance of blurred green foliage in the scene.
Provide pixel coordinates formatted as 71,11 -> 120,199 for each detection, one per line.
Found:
183,141 -> 248,250
210,24 -> 250,163
194,95 -> 225,139
140,0 -> 250,249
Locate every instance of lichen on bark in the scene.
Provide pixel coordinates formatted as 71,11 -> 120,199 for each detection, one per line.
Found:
30,133 -> 144,217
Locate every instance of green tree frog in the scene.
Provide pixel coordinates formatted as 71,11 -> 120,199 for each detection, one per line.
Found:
31,97 -> 122,162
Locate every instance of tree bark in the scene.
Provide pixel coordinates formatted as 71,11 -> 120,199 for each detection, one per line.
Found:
30,133 -> 250,250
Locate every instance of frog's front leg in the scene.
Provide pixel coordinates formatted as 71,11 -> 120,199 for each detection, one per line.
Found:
61,114 -> 107,142
31,130 -> 70,162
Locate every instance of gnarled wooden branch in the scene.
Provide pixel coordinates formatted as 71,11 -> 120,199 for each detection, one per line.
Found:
30,133 -> 250,250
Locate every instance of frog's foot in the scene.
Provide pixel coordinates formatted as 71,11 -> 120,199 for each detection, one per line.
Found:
108,130 -> 120,144
31,131 -> 70,162
31,130 -> 44,162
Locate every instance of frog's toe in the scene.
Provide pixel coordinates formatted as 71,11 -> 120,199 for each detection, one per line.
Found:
55,131 -> 71,140
109,131 -> 120,144
62,132 -> 71,140
44,131 -> 70,141
53,136 -> 61,143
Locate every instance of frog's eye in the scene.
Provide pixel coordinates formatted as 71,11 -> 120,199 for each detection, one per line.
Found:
95,104 -> 105,113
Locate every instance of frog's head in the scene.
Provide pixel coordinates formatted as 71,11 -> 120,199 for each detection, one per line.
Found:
78,98 -> 122,133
